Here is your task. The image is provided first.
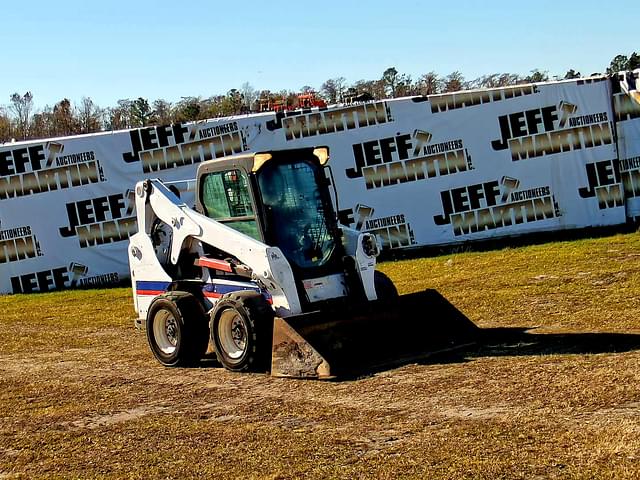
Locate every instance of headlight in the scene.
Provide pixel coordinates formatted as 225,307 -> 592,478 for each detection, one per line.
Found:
361,233 -> 380,257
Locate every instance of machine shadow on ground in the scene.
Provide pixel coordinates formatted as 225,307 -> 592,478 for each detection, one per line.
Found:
316,289 -> 640,380
199,289 -> 640,380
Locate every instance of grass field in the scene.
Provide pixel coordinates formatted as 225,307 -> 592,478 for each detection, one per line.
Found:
1,233 -> 639,479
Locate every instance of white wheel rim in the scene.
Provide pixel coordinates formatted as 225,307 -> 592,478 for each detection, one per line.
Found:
153,309 -> 178,355
218,309 -> 247,360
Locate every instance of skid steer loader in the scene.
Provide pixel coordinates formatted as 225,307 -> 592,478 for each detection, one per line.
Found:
128,146 -> 476,378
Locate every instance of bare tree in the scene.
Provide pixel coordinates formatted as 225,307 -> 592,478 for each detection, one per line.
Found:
219,89 -> 243,116
442,72 -> 466,93
416,72 -> 441,95
395,74 -> 414,97
280,90 -> 298,110
201,95 -> 227,119
471,73 -> 521,89
320,77 -> 347,104
77,97 -> 102,133
352,79 -> 385,99
257,90 -> 275,112
52,99 -> 77,137
240,82 -> 258,111
9,91 -> 34,140
151,99 -> 173,125
104,99 -> 132,130
563,69 -> 581,80
173,96 -> 202,123
31,107 -> 55,139
523,69 -> 549,83
0,107 -> 13,143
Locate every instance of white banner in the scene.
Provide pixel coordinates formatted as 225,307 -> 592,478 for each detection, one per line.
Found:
0,77 -> 629,294
612,69 -> 640,219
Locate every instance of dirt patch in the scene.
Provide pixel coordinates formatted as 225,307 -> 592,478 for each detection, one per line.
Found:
66,404 -> 172,430
434,404 -> 511,421
2,234 -> 640,478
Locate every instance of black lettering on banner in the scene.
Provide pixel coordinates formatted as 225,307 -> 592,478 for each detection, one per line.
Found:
121,121 -> 246,173
0,223 -> 43,264
369,223 -> 415,248
620,156 -> 640,199
434,181 -> 501,225
199,122 -> 239,138
491,106 -> 558,150
266,102 -> 392,140
346,134 -> 412,179
0,143 -> 104,200
11,267 -> 69,294
122,123 -> 190,163
490,102 -> 613,161
425,84 -> 539,114
343,204 -> 415,249
75,272 -> 120,288
59,193 -> 137,247
434,179 -> 561,236
9,265 -> 120,293
54,150 -> 96,166
345,131 -> 471,190
0,145 -> 46,176
613,93 -> 640,122
66,262 -> 120,288
578,159 -> 624,209
567,112 -> 609,127
364,213 -> 415,248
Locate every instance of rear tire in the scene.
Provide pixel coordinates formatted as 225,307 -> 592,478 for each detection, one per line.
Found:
210,291 -> 274,372
146,292 -> 209,367
374,271 -> 399,302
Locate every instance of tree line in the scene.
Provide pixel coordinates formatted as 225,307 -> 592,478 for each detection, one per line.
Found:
1,52 -> 638,143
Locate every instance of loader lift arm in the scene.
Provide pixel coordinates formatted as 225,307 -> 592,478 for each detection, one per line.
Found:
131,178 -> 302,317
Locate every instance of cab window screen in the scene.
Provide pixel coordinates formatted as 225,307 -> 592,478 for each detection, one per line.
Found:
201,173 -> 230,218
257,161 -> 335,269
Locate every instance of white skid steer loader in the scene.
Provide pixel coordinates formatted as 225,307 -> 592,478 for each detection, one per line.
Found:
128,147 -> 474,378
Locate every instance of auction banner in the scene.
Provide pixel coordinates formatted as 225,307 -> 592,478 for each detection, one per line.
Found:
0,118 -> 262,294
612,69 -> 640,219
261,77 -> 624,248
0,77 -> 628,294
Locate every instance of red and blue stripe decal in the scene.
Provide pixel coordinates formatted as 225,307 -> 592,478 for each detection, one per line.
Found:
136,281 -> 272,304
202,283 -> 273,304
136,281 -> 171,296
202,283 -> 256,299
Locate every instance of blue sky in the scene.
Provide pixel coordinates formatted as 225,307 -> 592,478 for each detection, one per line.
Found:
1,0 -> 638,108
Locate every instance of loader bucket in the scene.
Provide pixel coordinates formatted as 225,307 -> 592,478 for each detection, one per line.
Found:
270,289 -> 480,379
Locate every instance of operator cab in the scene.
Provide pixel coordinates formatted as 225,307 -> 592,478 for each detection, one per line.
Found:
195,147 -> 354,307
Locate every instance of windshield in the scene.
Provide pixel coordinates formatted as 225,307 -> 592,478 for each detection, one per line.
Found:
257,160 -> 336,270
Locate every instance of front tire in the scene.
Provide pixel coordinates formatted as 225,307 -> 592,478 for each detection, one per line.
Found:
210,291 -> 274,372
146,291 -> 209,367
374,271 -> 399,302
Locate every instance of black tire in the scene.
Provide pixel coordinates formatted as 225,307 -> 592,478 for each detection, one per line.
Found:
146,291 -> 209,367
210,291 -> 274,372
374,271 -> 399,302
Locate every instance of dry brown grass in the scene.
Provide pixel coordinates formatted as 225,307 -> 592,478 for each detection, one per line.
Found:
1,233 -> 639,479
